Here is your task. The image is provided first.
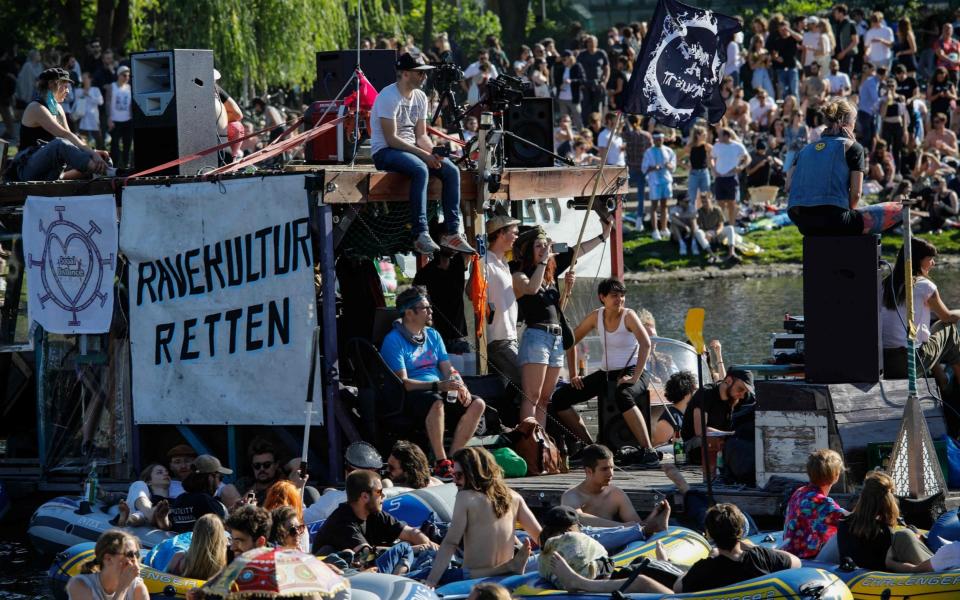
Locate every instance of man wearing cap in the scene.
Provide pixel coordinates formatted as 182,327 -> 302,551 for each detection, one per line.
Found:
370,52 -> 476,256
483,214 -> 522,390
166,444 -> 197,498
108,64 -> 132,168
303,441 -> 387,524
641,132 -> 676,241
162,454 -> 231,533
680,367 -> 754,465
8,67 -> 111,181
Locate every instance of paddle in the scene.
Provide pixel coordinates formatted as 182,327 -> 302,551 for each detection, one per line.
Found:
684,308 -> 714,505
299,326 -> 321,500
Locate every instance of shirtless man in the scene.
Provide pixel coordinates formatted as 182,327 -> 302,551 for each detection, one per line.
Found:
924,112 -> 959,158
561,444 -> 670,532
424,447 -> 542,587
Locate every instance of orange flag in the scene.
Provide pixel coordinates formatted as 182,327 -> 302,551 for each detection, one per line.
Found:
467,253 -> 488,339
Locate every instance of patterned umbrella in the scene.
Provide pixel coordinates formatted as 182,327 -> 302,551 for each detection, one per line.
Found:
201,547 -> 349,598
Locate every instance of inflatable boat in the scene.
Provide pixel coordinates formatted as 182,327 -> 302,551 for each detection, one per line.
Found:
439,567 -> 850,599
747,530 -> 960,599
48,541 -> 203,600
29,496 -> 174,555
381,482 -> 457,525
436,527 -> 711,597
349,572 -> 439,600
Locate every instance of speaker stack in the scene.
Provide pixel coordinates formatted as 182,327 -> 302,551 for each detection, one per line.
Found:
504,97 -> 555,168
314,50 -> 397,101
803,235 -> 883,383
131,50 -> 218,176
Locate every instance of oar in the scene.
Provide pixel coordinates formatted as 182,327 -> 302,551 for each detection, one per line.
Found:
299,326 -> 321,500
684,308 -> 713,505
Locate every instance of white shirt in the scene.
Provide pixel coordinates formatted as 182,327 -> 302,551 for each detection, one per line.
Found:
748,96 -> 776,126
712,141 -> 749,176
74,86 -> 103,131
597,129 -> 625,166
485,251 -> 518,342
110,82 -> 132,122
827,72 -> 851,95
462,61 -> 499,105
559,67 -> 573,101
881,277 -> 937,348
369,82 -> 428,156
802,31 -> 822,65
302,489 -> 346,524
724,41 -> 743,76
864,26 -> 894,65
932,541 -> 960,571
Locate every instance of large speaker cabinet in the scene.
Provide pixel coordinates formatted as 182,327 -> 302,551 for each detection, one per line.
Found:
504,97 -> 555,168
314,50 -> 398,101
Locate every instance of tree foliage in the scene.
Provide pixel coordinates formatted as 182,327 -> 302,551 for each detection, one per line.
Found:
399,0 -> 502,62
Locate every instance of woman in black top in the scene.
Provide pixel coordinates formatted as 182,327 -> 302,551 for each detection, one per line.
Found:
652,370 -> 696,447
836,471 -> 933,572
927,67 -> 956,129
8,67 -> 109,182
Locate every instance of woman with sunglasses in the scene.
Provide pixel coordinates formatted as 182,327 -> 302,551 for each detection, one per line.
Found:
67,529 -> 149,600
263,480 -> 310,552
270,505 -> 307,550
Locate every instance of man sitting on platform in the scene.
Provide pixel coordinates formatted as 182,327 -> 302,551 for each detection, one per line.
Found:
370,52 -> 476,256
380,286 -> 487,479
680,367 -> 753,465
561,444 -> 670,532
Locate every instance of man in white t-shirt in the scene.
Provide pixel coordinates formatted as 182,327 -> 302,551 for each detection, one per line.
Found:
748,88 -> 777,130
482,215 -> 521,390
597,112 -> 626,166
826,60 -> 851,96
461,49 -> 499,105
863,11 -> 894,68
108,65 -> 133,168
370,53 -> 476,256
710,128 -> 750,263
802,17 -> 823,67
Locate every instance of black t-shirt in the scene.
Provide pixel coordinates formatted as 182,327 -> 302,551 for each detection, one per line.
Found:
658,405 -> 684,432
680,384 -> 733,442
168,492 -> 228,534
413,253 -> 467,344
768,33 -> 800,70
836,519 -> 892,570
746,154 -> 773,187
607,69 -> 628,109
312,502 -> 406,554
92,64 -> 116,90
896,77 -> 918,100
510,249 -> 574,326
578,50 -> 609,84
681,546 -> 794,593
930,80 -> 955,119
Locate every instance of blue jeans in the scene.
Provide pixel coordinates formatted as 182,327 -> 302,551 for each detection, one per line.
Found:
686,169 -> 711,206
855,111 -> 877,148
774,68 -> 799,100
581,524 -> 646,553
375,541 -> 415,575
17,138 -> 93,181
372,148 -> 461,236
519,327 -> 564,367
628,166 -> 645,223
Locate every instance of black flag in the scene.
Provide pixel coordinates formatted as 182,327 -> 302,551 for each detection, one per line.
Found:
624,0 -> 741,129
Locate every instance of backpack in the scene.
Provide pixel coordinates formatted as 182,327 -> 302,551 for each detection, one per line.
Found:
508,417 -> 562,476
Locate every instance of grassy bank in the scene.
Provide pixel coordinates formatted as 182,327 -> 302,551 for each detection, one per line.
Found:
622,224 -> 960,273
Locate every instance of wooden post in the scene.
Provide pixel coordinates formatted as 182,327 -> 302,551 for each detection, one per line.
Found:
610,193 -> 625,280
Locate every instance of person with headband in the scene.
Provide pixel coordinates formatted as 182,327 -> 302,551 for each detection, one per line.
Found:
5,67 -> 112,182
786,98 -> 902,235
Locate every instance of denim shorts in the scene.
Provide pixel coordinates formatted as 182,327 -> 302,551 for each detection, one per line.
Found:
687,169 -> 711,204
519,327 -> 565,368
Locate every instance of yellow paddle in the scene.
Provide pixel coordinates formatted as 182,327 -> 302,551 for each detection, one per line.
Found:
684,308 -> 713,504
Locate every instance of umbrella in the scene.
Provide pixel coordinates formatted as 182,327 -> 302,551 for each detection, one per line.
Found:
201,547 -> 349,598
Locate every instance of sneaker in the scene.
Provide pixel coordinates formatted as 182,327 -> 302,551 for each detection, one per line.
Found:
434,458 -> 455,480
414,232 -> 441,255
678,241 -> 687,256
651,229 -> 662,241
440,232 -> 477,254
637,448 -> 661,468
660,229 -> 671,239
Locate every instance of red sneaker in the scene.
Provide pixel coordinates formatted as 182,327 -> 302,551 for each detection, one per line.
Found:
434,458 -> 455,480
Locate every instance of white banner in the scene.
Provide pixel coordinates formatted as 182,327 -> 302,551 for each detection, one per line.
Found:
23,195 -> 117,334
120,175 -> 320,425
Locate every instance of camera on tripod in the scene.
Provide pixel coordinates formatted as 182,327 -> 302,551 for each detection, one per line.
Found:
430,51 -> 464,94
485,73 -> 526,108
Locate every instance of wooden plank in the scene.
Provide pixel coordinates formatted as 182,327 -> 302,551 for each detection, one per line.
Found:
505,166 -> 628,200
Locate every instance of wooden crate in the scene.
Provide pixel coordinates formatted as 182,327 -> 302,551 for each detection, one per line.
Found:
755,410 -> 828,487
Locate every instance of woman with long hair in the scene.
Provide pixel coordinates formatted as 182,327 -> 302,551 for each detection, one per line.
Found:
895,17 -> 918,75
117,463 -> 171,528
836,472 -> 933,572
816,20 -> 835,76
66,530 -> 149,600
165,513 -> 228,580
388,440 -> 441,489
749,35 -> 776,101
270,505 -> 307,550
262,480 -> 309,552
787,99 -> 902,235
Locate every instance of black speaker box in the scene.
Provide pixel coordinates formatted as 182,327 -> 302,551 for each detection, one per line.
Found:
314,50 -> 397,100
131,50 -> 218,176
803,235 -> 882,383
504,97 -> 555,168
598,385 -> 651,451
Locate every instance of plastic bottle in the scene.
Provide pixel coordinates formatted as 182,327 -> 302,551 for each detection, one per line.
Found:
715,448 -> 725,478
446,368 -> 461,403
673,433 -> 685,465
83,460 -> 99,505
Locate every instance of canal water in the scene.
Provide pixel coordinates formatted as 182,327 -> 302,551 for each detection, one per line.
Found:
6,267 -> 960,596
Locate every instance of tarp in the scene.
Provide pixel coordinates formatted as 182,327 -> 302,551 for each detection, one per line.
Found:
23,195 -> 117,334
120,175 -> 321,425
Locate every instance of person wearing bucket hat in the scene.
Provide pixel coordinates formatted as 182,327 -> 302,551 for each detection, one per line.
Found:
484,214 -> 522,389
370,53 -> 476,257
161,454 -> 231,533
512,223 -> 611,427
7,67 -> 112,182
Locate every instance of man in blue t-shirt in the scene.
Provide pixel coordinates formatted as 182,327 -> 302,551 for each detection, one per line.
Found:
380,286 -> 486,479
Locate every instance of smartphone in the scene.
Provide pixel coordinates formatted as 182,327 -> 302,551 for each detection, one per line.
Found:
433,145 -> 451,157
552,242 -> 569,253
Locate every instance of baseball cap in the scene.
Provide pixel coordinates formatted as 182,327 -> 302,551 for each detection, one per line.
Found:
726,367 -> 755,393
167,444 -> 198,459
38,68 -> 73,84
805,16 -> 820,25
652,131 -> 665,139
396,52 -> 434,72
117,65 -> 130,75
487,215 -> 521,235
561,50 -> 575,58
345,441 -> 384,470
541,505 -> 580,529
192,454 -> 233,475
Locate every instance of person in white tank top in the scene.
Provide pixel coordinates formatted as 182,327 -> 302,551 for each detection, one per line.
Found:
66,530 -> 149,600
550,278 -> 660,466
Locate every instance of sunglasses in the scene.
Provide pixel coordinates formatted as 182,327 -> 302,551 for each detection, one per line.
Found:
369,487 -> 385,497
287,523 -> 306,536
253,461 -> 274,470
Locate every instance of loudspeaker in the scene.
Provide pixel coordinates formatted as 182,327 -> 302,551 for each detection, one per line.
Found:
304,101 -> 353,164
314,50 -> 397,100
504,97 -> 555,168
803,235 -> 882,383
131,50 -> 218,176
598,384 -> 651,451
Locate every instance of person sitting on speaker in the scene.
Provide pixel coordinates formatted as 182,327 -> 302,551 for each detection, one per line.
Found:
786,98 -> 903,235
550,277 -> 660,468
5,67 -> 112,182
881,237 -> 960,436
370,52 -> 476,256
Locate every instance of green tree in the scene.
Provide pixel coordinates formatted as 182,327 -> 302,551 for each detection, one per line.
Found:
399,0 -> 501,62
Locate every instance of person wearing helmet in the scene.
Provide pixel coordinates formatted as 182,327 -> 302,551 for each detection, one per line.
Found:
6,67 -> 111,182
302,441 -> 386,524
